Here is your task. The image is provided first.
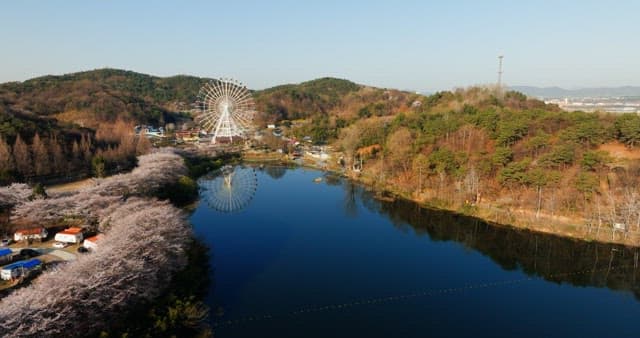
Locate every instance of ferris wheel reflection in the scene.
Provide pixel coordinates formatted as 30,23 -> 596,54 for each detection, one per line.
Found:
198,165 -> 258,213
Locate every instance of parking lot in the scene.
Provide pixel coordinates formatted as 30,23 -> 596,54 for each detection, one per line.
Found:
0,239 -> 79,291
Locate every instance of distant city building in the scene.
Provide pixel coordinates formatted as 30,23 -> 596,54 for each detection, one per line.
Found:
545,97 -> 640,113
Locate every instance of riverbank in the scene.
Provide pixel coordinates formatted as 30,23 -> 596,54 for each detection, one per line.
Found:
250,150 -> 640,247
354,170 -> 640,247
190,160 -> 640,338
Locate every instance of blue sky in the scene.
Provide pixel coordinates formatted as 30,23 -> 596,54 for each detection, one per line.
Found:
1,1 -> 639,91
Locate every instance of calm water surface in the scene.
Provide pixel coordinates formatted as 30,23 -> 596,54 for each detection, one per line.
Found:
190,166 -> 640,338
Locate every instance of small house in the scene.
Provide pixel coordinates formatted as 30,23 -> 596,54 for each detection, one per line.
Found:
0,248 -> 13,264
54,227 -> 84,244
83,235 -> 102,251
0,259 -> 42,280
14,228 -> 48,242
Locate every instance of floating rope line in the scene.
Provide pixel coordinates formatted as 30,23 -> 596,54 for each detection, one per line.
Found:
213,265 -> 632,330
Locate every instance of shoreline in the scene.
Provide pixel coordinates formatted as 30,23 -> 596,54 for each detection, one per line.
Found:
242,151 -> 640,247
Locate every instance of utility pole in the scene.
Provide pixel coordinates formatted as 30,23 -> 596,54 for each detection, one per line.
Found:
497,55 -> 504,89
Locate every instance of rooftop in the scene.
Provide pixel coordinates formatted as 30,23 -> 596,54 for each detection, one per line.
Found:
2,259 -> 41,270
85,235 -> 102,243
59,227 -> 83,235
15,228 -> 44,235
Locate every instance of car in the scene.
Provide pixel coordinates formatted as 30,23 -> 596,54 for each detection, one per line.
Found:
19,248 -> 40,257
0,238 -> 11,247
77,246 -> 89,254
52,242 -> 68,249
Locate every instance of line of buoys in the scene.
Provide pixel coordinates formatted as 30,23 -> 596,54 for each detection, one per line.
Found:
214,264 -> 632,330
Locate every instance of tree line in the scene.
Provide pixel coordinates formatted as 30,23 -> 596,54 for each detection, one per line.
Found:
333,87 -> 640,238
0,119 -> 151,185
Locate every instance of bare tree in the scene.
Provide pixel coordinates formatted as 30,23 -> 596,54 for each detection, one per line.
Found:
0,137 -> 14,173
80,133 -> 92,162
71,140 -> 82,170
50,135 -> 67,174
32,133 -> 50,176
136,135 -> 152,155
13,134 -> 31,177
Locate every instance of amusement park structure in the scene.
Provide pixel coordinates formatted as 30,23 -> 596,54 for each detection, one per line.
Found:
196,78 -> 255,144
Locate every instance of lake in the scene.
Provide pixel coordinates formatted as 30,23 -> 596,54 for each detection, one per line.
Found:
190,165 -> 640,338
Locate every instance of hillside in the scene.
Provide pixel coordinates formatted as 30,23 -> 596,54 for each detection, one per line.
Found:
0,69 -> 418,184
4,68 -> 640,244
254,77 -> 418,123
334,87 -> 640,244
0,69 -> 415,129
0,69 -> 208,128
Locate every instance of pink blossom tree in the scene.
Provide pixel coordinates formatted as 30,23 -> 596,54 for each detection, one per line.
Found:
0,149 -> 196,337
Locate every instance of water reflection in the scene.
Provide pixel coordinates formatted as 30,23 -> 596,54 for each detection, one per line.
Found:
345,181 -> 640,298
198,165 -> 258,213
263,166 -> 287,180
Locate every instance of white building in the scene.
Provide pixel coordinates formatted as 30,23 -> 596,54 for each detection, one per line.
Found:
83,235 -> 102,251
54,227 -> 84,244
0,259 -> 42,280
14,228 -> 48,242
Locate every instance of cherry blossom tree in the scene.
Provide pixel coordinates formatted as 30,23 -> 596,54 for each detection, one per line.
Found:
0,149 -> 195,337
0,184 -> 32,207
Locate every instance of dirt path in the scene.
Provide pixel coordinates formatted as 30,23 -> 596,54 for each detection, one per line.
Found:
46,178 -> 94,194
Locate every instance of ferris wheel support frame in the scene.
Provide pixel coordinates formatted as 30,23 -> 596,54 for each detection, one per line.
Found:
196,78 -> 255,145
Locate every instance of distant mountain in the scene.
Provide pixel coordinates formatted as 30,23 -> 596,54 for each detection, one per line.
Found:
254,77 -> 416,122
0,69 -> 210,129
0,69 -> 419,129
510,86 -> 640,98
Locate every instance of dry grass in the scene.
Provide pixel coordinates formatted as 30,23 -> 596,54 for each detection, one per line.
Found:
598,141 -> 640,160
46,179 -> 94,194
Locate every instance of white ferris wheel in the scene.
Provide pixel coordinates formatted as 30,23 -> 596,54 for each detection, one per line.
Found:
196,78 -> 255,144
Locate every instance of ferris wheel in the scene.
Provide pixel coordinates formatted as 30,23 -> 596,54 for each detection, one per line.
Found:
198,165 -> 258,213
196,78 -> 255,144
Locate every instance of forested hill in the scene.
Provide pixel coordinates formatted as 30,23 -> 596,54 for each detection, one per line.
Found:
0,69 -> 415,128
0,68 -> 419,184
0,69 -> 209,129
